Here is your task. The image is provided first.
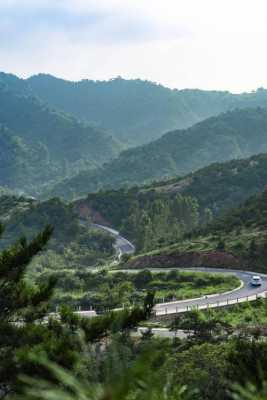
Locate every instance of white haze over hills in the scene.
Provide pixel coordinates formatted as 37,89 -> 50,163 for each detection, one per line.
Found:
1,0 -> 267,92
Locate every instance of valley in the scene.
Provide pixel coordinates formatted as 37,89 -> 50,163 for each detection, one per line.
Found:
2,70 -> 267,400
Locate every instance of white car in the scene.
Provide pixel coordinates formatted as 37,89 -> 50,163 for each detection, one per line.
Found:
250,275 -> 262,286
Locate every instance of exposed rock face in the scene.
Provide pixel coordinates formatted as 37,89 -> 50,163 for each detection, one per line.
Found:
125,251 -> 241,269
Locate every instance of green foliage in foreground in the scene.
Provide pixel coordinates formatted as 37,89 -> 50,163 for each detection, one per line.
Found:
17,325 -> 267,400
0,221 -> 149,396
1,224 -> 267,400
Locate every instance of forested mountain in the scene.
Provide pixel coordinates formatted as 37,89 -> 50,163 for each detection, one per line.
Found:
146,153 -> 267,214
3,72 -> 267,147
0,195 -> 115,265
26,75 -> 267,145
127,186 -> 267,271
47,108 -> 267,199
203,187 -> 267,235
0,83 -> 121,192
0,125 -> 48,189
73,151 -> 267,239
75,190 -> 199,252
72,152 -> 267,253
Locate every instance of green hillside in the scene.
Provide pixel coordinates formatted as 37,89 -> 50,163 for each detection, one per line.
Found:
0,83 -> 121,193
71,152 -> 267,254
47,108 -> 267,199
125,187 -> 267,272
3,72 -> 267,147
26,74 -> 267,145
147,153 -> 267,213
0,125 -> 52,190
0,195 -> 115,267
75,190 -> 199,252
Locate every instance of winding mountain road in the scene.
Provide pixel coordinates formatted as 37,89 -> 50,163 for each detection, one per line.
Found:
91,223 -> 135,259
86,224 -> 267,316
152,268 -> 267,316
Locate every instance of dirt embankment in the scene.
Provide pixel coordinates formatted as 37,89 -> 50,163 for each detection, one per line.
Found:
73,199 -> 111,226
124,250 -> 242,269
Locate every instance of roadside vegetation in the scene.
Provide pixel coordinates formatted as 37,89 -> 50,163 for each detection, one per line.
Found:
127,188 -> 267,274
205,297 -> 267,328
81,190 -> 200,251
35,268 -> 240,312
0,215 -> 266,400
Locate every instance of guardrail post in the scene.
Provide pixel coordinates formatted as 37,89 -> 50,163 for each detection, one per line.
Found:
165,308 -> 167,315
237,298 -> 238,303
176,307 -> 178,313
217,301 -> 219,307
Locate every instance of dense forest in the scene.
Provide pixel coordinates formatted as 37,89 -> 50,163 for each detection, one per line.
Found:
77,189 -> 199,252
5,72 -> 267,146
148,152 -> 267,213
1,223 -> 267,400
0,82 -> 121,193
0,195 -> 115,269
127,187 -> 267,273
3,72 -> 267,201
47,108 -> 267,199
74,152 -> 267,244
2,71 -> 267,399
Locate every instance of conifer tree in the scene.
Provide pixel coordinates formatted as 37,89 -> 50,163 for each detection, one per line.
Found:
0,225 -> 55,397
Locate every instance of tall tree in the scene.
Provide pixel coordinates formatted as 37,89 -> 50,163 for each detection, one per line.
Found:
0,225 -> 55,397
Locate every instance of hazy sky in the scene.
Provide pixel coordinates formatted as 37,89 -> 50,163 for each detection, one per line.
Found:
1,0 -> 267,92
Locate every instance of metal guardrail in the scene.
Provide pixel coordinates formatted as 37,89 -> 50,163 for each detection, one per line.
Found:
154,291 -> 267,316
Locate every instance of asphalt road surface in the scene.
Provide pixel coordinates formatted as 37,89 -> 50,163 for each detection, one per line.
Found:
92,223 -> 135,259
83,223 -> 267,315
152,267 -> 267,315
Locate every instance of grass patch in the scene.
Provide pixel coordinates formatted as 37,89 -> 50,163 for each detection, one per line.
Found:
209,297 -> 267,327
44,269 -> 240,311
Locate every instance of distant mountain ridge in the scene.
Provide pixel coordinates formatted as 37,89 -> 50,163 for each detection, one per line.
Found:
3,72 -> 267,147
3,71 -> 267,197
26,75 -> 267,145
46,107 -> 267,199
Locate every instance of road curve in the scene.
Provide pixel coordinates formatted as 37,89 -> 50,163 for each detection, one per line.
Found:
78,221 -> 267,316
152,267 -> 267,316
91,223 -> 135,259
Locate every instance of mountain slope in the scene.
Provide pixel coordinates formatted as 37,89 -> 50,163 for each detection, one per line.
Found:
0,125 -> 51,190
124,187 -> 267,272
0,84 -> 121,192
0,195 -> 115,266
25,74 -> 267,146
145,153 -> 267,214
3,72 -> 267,147
46,108 -> 267,199
73,152 -> 267,228
0,85 -> 120,164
